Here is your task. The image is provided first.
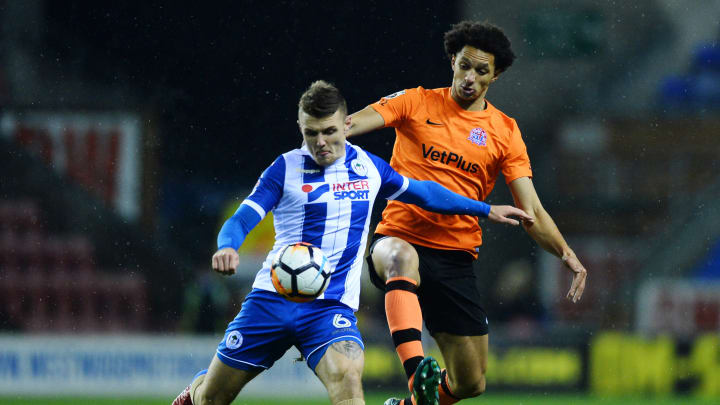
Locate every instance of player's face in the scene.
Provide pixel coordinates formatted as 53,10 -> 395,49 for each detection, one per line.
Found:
298,109 -> 349,167
450,45 -> 499,106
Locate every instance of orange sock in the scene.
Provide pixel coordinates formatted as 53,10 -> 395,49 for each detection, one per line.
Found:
438,369 -> 460,405
385,276 -> 424,380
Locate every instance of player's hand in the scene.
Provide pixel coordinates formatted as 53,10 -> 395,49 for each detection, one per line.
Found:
488,205 -> 534,226
563,253 -> 587,303
212,247 -> 240,275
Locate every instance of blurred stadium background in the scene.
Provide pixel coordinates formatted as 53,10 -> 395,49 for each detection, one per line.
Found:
1,0 -> 719,404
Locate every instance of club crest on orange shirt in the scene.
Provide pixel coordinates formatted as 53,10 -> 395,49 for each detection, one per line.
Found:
468,128 -> 487,147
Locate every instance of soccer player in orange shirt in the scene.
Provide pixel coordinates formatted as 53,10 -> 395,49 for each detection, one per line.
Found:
349,21 -> 588,405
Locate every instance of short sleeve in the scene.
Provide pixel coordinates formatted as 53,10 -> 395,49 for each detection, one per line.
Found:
245,155 -> 285,217
369,87 -> 423,128
502,119 -> 533,184
367,152 -> 409,200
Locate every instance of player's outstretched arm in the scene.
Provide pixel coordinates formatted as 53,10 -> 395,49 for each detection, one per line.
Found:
212,204 -> 262,276
488,205 -> 536,226
396,178 -> 533,225
347,106 -> 385,137
508,177 -> 587,303
213,156 -> 282,275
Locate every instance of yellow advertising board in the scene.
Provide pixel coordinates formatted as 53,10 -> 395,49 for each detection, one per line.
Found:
591,333 -> 720,397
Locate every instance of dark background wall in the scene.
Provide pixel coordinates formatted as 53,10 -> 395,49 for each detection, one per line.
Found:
33,1 -> 459,264
42,1 -> 456,175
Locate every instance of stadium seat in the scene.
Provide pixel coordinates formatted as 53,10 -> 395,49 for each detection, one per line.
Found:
17,231 -> 44,269
48,267 -> 76,331
24,267 -> 49,332
0,265 -> 23,329
14,199 -> 41,233
0,199 -> 149,333
94,272 -> 148,331
0,201 -> 14,231
65,235 -> 94,268
0,229 -> 19,269
73,273 -> 101,331
693,43 -> 720,72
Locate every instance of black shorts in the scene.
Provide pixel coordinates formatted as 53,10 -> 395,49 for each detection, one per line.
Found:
366,233 -> 489,336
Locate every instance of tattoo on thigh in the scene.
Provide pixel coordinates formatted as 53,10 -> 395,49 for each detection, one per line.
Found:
330,341 -> 362,360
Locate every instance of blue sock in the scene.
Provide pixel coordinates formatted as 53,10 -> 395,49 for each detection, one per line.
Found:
192,369 -> 208,383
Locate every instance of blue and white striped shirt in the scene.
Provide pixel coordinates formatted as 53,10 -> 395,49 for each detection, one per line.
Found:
240,141 -> 408,310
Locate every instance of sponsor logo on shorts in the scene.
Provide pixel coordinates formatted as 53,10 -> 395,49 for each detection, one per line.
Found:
226,331 -> 243,350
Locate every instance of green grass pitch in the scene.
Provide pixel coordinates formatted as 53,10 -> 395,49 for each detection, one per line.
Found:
0,394 -> 717,405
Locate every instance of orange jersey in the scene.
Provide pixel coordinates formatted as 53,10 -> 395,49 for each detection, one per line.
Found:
370,87 -> 532,256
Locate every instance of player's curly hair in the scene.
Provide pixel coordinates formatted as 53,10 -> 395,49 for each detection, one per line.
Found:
299,80 -> 347,118
444,21 -> 516,74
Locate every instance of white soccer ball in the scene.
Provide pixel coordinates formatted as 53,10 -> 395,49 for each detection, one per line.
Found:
271,242 -> 331,302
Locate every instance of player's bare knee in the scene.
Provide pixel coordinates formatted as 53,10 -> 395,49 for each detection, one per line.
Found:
373,238 -> 419,282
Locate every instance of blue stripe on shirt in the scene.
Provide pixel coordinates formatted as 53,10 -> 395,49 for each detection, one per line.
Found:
301,155 -> 328,246
303,155 -> 325,183
302,203 -> 327,246
324,199 -> 369,298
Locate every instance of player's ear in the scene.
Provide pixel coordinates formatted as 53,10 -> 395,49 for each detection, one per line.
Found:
344,115 -> 351,132
450,55 -> 456,71
491,64 -> 502,82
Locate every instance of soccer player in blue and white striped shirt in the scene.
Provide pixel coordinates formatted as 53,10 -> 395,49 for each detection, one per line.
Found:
173,81 -> 531,405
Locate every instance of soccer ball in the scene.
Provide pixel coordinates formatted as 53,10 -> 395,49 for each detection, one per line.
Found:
271,242 -> 331,302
